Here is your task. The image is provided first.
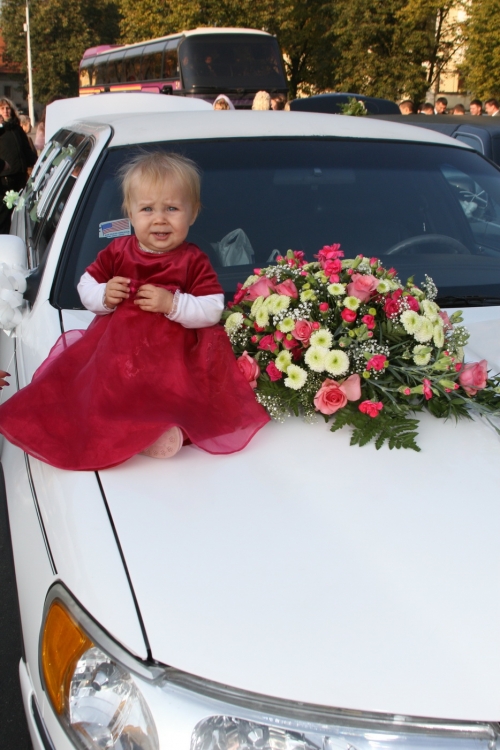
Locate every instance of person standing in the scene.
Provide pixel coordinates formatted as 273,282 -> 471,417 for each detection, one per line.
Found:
0,98 -> 37,234
484,99 -> 500,116
420,103 -> 434,115
469,99 -> 483,115
435,97 -> 448,114
453,104 -> 465,115
252,91 -> 271,110
399,100 -> 415,114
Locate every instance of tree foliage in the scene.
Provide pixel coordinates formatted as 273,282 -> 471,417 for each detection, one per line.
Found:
1,0 -> 121,104
462,0 -> 500,99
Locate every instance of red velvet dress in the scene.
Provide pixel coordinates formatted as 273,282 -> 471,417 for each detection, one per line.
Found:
0,237 -> 270,471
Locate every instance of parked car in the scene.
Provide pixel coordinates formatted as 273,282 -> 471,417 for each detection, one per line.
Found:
3,96 -> 500,750
373,113 -> 500,165
290,93 -> 401,114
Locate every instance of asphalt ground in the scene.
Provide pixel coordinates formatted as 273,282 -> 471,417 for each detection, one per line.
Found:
0,485 -> 33,748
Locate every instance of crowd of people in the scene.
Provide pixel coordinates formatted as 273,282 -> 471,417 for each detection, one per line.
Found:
399,95 -> 499,116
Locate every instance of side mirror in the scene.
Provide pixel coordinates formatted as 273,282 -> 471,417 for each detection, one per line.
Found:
0,235 -> 27,269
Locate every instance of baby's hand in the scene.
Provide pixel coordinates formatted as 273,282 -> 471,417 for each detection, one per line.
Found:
105,277 -> 130,308
134,285 -> 174,314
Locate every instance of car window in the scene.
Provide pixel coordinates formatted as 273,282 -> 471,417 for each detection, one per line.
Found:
454,133 -> 484,154
54,139 -> 500,309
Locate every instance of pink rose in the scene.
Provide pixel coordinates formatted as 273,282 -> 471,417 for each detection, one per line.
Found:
233,283 -> 246,305
341,308 -> 357,323
282,335 -> 299,349
294,319 -> 314,346
258,334 -> 278,352
266,361 -> 283,381
314,374 -> 361,415
361,314 -> 375,330
274,279 -> 299,298
245,277 -> 275,301
384,298 -> 400,317
237,351 -> 260,389
459,360 -> 488,395
346,273 -> 379,302
405,295 -> 420,312
366,354 -> 387,371
359,400 -> 383,417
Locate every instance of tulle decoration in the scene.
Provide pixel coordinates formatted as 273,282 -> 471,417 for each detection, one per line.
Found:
0,263 -> 27,330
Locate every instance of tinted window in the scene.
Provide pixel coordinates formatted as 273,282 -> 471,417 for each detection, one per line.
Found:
179,34 -> 286,90
142,42 -> 165,80
55,139 -> 500,309
124,47 -> 144,82
95,55 -> 109,85
79,60 -> 93,88
107,54 -> 123,84
164,40 -> 180,78
455,133 -> 484,154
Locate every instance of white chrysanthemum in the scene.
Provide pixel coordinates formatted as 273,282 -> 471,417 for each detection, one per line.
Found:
422,299 -> 439,318
433,325 -> 445,348
275,350 -> 292,372
242,274 -> 259,289
343,296 -> 361,311
314,270 -> 328,282
224,312 -> 244,332
310,328 -> 333,348
413,345 -> 432,366
414,317 -> 434,343
327,283 -> 346,296
324,349 -> 349,376
251,296 -> 265,316
284,364 -> 308,390
401,310 -> 422,335
263,293 -> 279,310
389,280 -> 400,291
277,317 -> 295,333
300,290 -> 317,302
376,280 -> 391,294
304,346 -> 328,372
255,306 -> 269,328
272,295 -> 291,314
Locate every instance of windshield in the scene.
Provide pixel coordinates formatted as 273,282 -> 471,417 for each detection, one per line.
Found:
178,34 -> 286,91
55,138 -> 500,309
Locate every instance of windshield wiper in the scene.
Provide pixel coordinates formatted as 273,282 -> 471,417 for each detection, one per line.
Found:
436,294 -> 500,307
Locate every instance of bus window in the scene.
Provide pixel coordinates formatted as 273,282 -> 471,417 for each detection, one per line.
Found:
164,40 -> 179,78
95,55 -> 109,85
124,46 -> 144,82
79,60 -> 93,88
107,53 -> 123,84
142,42 -> 164,80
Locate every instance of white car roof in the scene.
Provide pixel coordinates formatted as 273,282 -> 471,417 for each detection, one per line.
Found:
65,110 -> 472,149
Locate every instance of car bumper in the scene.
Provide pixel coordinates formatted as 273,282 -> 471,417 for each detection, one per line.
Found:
19,658 -> 74,750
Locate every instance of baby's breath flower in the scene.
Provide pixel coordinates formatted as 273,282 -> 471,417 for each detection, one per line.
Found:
300,290 -> 317,303
401,310 -> 422,336
275,350 -> 292,372
310,328 -> 333,348
251,296 -> 265,316
224,312 -> 244,332
413,345 -> 432,366
304,346 -> 328,372
324,349 -> 349,376
327,283 -> 346,296
413,317 -> 434,343
422,275 -> 438,300
284,364 -> 308,390
343,296 -> 361,311
242,274 -> 259,289
255,307 -> 269,328
277,317 -> 295,333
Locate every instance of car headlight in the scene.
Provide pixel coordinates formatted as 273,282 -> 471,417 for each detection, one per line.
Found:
40,585 -> 159,750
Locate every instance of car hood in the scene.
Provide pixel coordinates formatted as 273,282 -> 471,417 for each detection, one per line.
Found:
92,310 -> 500,722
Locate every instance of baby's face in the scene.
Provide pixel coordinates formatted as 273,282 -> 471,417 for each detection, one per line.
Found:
128,176 -> 197,253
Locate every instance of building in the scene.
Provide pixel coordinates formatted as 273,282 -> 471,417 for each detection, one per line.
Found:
0,34 -> 29,114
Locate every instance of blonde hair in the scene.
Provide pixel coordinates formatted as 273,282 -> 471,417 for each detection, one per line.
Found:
252,91 -> 271,111
120,152 -> 201,215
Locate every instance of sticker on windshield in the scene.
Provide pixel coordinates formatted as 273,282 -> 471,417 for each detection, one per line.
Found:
98,218 -> 131,238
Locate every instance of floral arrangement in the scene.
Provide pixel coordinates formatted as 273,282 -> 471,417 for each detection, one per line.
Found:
3,190 -> 20,210
339,98 -> 368,116
223,245 -> 500,450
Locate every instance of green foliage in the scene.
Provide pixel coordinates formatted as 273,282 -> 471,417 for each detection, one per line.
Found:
339,97 -> 368,116
462,0 -> 500,99
330,404 -> 421,450
1,0 -> 121,104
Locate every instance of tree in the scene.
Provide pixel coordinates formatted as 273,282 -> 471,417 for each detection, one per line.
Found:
0,0 -> 121,104
462,0 -> 500,99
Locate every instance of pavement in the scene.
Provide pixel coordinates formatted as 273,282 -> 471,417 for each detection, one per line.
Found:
0,487 -> 33,748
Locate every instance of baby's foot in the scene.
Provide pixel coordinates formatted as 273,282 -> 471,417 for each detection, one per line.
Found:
141,427 -> 183,459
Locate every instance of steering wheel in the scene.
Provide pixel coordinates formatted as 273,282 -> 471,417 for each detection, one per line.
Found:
385,234 -> 471,256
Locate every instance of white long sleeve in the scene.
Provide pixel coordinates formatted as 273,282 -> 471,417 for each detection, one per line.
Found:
77,272 -> 224,328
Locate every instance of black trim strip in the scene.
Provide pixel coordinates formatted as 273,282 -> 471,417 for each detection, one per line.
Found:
95,472 -> 152,659
25,454 -> 57,576
31,694 -> 56,750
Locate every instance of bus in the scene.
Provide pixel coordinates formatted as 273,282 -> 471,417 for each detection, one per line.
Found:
79,28 -> 288,108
